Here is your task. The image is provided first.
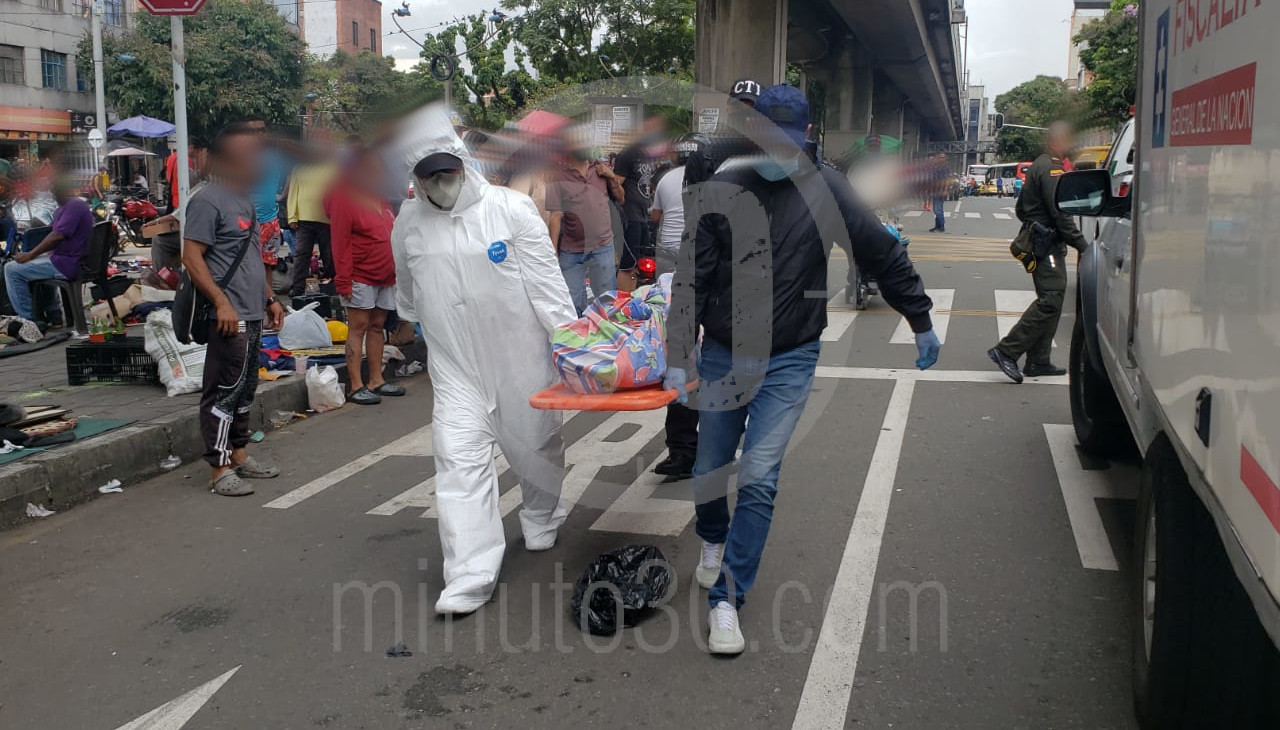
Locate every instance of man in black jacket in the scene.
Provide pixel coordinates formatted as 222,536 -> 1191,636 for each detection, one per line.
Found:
664,84 -> 940,654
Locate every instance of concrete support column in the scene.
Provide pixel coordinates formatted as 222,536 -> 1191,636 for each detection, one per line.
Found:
901,106 -> 923,157
851,48 -> 874,137
870,72 -> 905,138
695,0 -> 788,92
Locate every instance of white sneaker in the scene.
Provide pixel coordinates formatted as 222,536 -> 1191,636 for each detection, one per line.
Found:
695,541 -> 724,589
708,601 -> 745,655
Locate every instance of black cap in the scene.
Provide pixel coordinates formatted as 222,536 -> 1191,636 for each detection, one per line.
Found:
730,78 -> 762,104
413,152 -> 463,177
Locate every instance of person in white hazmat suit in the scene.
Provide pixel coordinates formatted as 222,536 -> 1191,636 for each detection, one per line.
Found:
390,109 -> 578,615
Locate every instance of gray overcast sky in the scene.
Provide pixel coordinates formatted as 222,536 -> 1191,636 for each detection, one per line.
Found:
382,0 -> 1080,97
965,0 -> 1079,100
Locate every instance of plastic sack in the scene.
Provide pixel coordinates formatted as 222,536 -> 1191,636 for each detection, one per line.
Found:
278,302 -> 332,350
552,273 -> 673,394
143,309 -> 206,396
305,365 -> 345,412
569,544 -> 673,635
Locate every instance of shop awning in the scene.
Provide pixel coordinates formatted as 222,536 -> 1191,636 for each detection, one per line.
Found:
107,115 -> 175,138
105,146 -> 156,157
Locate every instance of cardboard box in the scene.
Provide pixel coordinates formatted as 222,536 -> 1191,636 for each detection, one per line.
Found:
141,217 -> 179,237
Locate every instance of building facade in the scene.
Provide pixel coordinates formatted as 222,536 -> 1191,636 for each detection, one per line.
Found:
301,0 -> 380,58
1066,3 -> 1105,90
0,0 -> 125,162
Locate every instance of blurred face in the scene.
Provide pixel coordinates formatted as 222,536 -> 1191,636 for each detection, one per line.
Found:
216,132 -> 264,184
1047,123 -> 1074,157
349,152 -> 385,195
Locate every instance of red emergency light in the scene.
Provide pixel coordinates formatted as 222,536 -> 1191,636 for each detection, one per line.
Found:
638,257 -> 657,276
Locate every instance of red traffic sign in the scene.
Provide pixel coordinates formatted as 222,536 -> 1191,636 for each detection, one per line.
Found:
137,0 -> 205,16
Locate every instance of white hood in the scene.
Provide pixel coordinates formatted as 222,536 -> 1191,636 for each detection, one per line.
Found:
385,103 -> 487,215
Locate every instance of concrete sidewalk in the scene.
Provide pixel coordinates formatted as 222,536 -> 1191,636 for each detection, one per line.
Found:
0,326 -> 424,527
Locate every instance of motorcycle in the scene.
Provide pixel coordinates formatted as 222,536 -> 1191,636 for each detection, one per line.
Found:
108,192 -> 160,247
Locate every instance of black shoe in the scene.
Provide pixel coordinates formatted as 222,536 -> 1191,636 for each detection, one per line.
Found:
987,347 -> 1024,384
653,453 -> 695,479
928,227 -> 940,233
1023,363 -> 1067,377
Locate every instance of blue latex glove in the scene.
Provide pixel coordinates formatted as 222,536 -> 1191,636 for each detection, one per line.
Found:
914,330 -> 941,370
664,366 -> 689,404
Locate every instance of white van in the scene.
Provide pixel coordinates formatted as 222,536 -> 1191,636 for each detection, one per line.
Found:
1055,1 -> 1280,727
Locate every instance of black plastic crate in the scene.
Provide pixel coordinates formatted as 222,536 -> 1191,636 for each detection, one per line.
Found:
65,336 -> 160,386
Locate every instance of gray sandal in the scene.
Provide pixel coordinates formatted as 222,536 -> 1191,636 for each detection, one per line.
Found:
211,471 -> 254,497
348,387 -> 382,405
235,456 -> 280,479
372,383 -> 406,397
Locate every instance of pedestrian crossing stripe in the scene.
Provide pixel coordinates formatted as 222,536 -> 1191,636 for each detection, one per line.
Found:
262,354 -> 1068,535
899,210 -> 1016,221
995,289 -> 1058,347
891,289 -> 953,344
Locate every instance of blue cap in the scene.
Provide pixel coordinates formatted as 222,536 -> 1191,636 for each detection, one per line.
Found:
754,84 -> 809,147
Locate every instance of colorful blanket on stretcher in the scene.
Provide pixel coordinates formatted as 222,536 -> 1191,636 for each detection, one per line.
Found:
552,273 -> 674,394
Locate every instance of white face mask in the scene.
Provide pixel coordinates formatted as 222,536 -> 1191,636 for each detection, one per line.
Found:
420,171 -> 464,210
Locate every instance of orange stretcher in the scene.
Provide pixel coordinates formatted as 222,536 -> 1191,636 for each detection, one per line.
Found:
529,380 -> 698,412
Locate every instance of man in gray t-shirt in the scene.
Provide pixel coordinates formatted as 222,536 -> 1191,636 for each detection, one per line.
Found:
184,183 -> 266,322
182,125 -> 285,498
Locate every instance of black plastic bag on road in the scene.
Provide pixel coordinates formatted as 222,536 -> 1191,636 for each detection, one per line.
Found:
570,544 -> 674,635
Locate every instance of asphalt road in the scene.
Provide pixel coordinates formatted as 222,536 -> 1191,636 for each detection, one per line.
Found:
0,194 -> 1144,729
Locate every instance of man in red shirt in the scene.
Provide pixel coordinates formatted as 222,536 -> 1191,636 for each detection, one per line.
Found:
325,148 -> 405,405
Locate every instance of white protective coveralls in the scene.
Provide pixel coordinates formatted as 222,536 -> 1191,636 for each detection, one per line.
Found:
389,108 -> 578,612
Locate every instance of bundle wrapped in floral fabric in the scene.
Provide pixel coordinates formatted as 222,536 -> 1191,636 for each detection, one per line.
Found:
552,273 -> 673,394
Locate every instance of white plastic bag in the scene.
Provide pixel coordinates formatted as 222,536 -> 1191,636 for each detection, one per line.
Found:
278,302 -> 332,350
305,365 -> 345,412
144,309 -> 206,396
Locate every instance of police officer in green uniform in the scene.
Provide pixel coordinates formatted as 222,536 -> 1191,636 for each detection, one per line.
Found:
988,121 -> 1086,383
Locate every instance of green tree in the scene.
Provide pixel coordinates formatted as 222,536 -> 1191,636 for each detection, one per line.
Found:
416,13 -> 538,130
76,0 -> 305,142
501,0 -> 694,82
994,75 -> 1080,161
305,51 -> 439,136
1074,0 -> 1140,126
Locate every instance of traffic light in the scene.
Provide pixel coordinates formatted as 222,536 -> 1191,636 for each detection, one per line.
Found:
994,113 -> 1005,131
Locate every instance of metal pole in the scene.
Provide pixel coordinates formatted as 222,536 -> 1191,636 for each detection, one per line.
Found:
171,15 -> 190,252
91,0 -> 107,171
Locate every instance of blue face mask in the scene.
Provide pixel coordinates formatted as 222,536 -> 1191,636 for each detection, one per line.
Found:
753,154 -> 800,181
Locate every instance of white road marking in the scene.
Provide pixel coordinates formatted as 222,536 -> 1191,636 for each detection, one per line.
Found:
815,365 -> 1067,386
891,289 -> 954,344
964,212 -> 981,219
822,311 -> 859,342
903,210 -> 924,217
1043,424 -> 1138,571
263,425 -> 433,509
418,409 -> 667,521
590,454 -> 694,537
114,667 -> 240,730
823,288 -> 857,342
944,211 -> 953,218
995,289 -> 1057,347
993,213 -> 1013,220
792,379 -> 916,730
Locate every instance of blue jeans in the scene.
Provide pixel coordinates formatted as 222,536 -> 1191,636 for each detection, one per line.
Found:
5,256 -> 65,321
558,240 -> 616,314
693,337 -> 819,609
932,196 -> 946,231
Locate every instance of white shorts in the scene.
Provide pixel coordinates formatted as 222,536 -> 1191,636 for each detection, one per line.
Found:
341,282 -> 396,311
